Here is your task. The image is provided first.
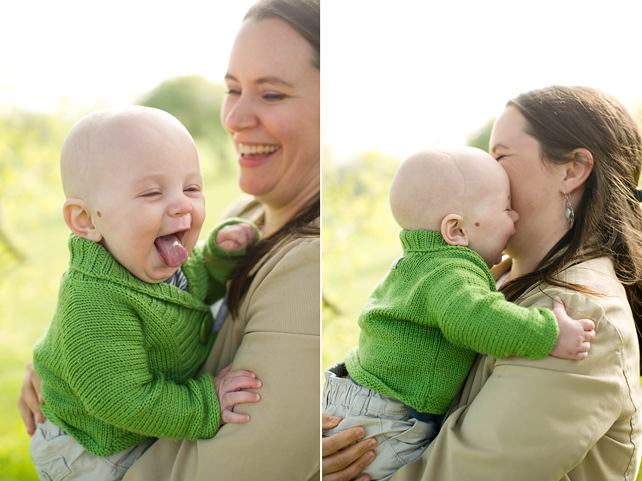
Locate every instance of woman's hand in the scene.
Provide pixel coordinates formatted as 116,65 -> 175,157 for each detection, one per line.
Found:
322,413 -> 377,481
18,361 -> 44,435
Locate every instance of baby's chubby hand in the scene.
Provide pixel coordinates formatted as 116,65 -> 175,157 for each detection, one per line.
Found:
550,297 -> 595,360
216,224 -> 257,252
213,364 -> 262,425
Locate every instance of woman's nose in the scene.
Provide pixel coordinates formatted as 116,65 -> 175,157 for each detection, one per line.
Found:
221,95 -> 259,133
510,209 -> 520,222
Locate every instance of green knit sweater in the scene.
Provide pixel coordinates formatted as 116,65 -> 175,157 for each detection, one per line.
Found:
33,219 -> 259,457
345,230 -> 559,415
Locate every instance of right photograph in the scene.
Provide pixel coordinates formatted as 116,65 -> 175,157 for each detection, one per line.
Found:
321,3 -> 642,481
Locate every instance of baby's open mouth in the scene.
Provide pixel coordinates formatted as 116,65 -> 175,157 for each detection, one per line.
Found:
154,230 -> 189,267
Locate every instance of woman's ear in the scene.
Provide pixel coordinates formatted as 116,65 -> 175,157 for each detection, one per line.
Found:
63,199 -> 103,242
441,214 -> 468,247
562,148 -> 594,194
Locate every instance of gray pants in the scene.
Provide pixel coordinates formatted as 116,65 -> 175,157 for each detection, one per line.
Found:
322,362 -> 439,481
30,418 -> 155,481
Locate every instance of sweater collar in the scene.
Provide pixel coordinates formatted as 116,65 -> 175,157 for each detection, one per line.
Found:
400,230 -> 449,253
67,234 -> 208,310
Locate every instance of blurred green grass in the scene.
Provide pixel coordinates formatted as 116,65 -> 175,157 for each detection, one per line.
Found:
0,132 -> 241,480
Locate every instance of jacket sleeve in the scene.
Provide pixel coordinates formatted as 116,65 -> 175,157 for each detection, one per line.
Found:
58,285 -> 221,440
123,237 -> 321,481
424,261 -> 558,359
391,290 -> 630,481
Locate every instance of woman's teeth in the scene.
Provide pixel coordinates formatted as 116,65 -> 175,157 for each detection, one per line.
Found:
238,144 -> 278,155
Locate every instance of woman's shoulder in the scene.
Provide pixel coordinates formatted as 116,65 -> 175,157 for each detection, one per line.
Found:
252,235 -> 320,279
513,256 -> 638,380
241,236 -> 319,336
518,257 -> 636,338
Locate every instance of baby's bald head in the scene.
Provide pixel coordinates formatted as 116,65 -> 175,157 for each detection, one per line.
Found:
60,106 -> 192,201
389,146 -> 505,231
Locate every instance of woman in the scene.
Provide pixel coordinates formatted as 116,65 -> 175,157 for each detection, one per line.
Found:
19,0 -> 321,479
323,85 -> 642,481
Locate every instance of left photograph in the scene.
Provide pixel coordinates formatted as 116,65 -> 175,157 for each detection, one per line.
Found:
3,1 -> 320,480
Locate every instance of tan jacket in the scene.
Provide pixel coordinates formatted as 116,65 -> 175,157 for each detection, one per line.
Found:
124,195 -> 321,481
392,256 -> 642,481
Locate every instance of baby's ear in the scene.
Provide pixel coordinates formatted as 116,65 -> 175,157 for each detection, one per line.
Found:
63,199 -> 103,242
441,214 -> 468,247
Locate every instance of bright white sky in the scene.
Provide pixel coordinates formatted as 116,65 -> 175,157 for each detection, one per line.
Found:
323,0 -> 642,161
0,0 -> 256,113
2,1 -> 641,163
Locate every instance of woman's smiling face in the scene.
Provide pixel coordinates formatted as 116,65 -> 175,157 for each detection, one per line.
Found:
221,17 -> 320,209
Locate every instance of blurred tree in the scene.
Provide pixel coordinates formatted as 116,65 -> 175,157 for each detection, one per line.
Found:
138,75 -> 233,171
466,117 -> 495,153
322,148 -> 400,320
0,110 -> 69,271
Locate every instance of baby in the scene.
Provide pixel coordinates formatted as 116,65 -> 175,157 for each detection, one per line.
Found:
323,146 -> 595,481
30,106 -> 262,481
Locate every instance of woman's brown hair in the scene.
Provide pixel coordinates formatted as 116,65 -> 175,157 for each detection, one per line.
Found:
227,0 -> 320,318
499,86 -> 642,367
244,0 -> 320,69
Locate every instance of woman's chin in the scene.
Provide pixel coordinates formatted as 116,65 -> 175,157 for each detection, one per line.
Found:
237,174 -> 276,199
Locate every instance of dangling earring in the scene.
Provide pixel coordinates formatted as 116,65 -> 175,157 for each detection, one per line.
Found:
564,189 -> 574,229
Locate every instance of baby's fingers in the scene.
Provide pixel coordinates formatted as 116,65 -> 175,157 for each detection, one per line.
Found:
584,329 -> 596,342
222,375 -> 262,393
552,296 -> 566,314
221,391 -> 260,411
574,351 -> 589,360
224,369 -> 257,380
217,240 -> 242,251
220,409 -> 250,425
580,340 -> 591,353
579,318 -> 595,332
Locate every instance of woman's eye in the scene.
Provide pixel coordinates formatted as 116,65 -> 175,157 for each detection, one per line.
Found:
226,88 -> 241,96
495,155 -> 505,161
263,93 -> 286,101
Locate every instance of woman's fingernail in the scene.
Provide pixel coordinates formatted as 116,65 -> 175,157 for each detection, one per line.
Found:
355,428 -> 364,437
368,439 -> 377,448
365,451 -> 375,460
329,416 -> 340,423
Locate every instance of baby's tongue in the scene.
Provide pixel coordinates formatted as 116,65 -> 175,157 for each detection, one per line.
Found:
154,234 -> 188,267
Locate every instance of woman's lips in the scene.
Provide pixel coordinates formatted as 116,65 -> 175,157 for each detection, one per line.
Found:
237,143 -> 280,167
